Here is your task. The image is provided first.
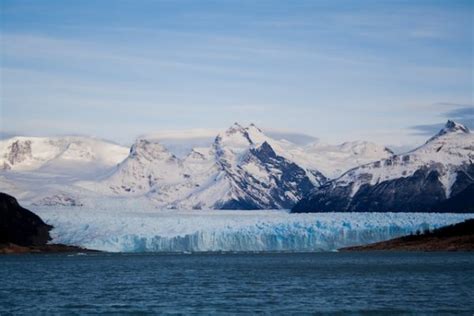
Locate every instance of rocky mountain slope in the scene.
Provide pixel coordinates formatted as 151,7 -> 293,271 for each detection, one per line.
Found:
293,121 -> 474,213
0,192 -> 52,246
81,123 -> 323,209
0,192 -> 98,254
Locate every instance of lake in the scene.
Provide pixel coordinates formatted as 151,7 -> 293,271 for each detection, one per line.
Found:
1,252 -> 473,314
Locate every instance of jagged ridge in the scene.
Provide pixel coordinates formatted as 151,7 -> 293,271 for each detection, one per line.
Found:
293,121 -> 474,213
0,124 -> 398,210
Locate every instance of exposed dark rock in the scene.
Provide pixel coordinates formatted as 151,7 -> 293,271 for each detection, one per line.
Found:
0,192 -> 52,246
7,140 -> 33,166
449,164 -> 474,197
349,168 -> 446,212
216,197 -> 261,210
33,194 -> 83,207
1,140 -> 34,170
433,184 -> 474,213
292,121 -> 474,213
0,192 -> 99,254
292,166 -> 474,213
216,141 -> 316,210
292,182 -> 352,213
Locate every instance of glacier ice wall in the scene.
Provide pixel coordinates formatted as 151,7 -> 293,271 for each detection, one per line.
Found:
35,209 -> 473,252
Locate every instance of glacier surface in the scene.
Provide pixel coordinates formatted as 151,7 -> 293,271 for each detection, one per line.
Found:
34,209 -> 474,253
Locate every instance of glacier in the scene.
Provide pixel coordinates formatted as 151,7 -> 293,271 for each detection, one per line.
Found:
34,209 -> 473,253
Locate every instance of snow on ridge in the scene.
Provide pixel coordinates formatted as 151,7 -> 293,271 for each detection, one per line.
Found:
79,123 -> 321,210
0,135 -> 129,172
132,123 -> 392,180
0,123 -> 406,209
336,122 -> 474,188
426,120 -> 470,143
0,124 -> 392,180
318,120 -> 474,203
35,208 -> 473,252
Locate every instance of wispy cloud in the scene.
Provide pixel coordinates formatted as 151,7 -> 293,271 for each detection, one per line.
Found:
410,123 -> 446,136
1,1 -> 472,146
445,106 -> 474,121
409,104 -> 474,136
1,33 -> 264,78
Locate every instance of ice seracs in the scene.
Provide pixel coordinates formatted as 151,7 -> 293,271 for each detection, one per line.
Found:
35,208 -> 473,252
292,120 -> 474,213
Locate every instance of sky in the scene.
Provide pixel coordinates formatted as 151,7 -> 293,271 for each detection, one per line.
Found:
0,0 -> 472,148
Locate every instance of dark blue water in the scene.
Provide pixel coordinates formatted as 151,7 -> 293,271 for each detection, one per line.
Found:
1,252 -> 473,314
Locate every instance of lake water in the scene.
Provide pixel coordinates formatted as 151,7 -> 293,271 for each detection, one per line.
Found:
1,252 -> 473,314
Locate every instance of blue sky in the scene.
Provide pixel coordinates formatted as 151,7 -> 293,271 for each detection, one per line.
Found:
0,0 -> 472,147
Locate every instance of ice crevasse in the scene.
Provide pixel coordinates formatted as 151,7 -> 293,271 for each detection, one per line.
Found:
35,209 -> 474,253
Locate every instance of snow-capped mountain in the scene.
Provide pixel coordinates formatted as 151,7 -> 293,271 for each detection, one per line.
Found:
96,139 -> 184,195
0,124 -> 395,210
140,128 -> 320,159
143,126 -> 393,179
0,136 -> 129,206
82,123 -> 322,209
0,136 -> 129,175
174,124 -> 319,209
274,139 -> 394,179
292,121 -> 474,213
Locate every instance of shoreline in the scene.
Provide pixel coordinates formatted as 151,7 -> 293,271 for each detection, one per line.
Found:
0,243 -> 100,254
340,219 -> 474,252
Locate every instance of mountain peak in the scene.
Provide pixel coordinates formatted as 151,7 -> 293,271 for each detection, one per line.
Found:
444,120 -> 469,133
129,139 -> 172,160
428,120 -> 470,142
215,123 -> 253,147
225,122 -> 246,135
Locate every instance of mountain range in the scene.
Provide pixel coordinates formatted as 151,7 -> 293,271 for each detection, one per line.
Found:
292,121 -> 474,213
0,121 -> 472,212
